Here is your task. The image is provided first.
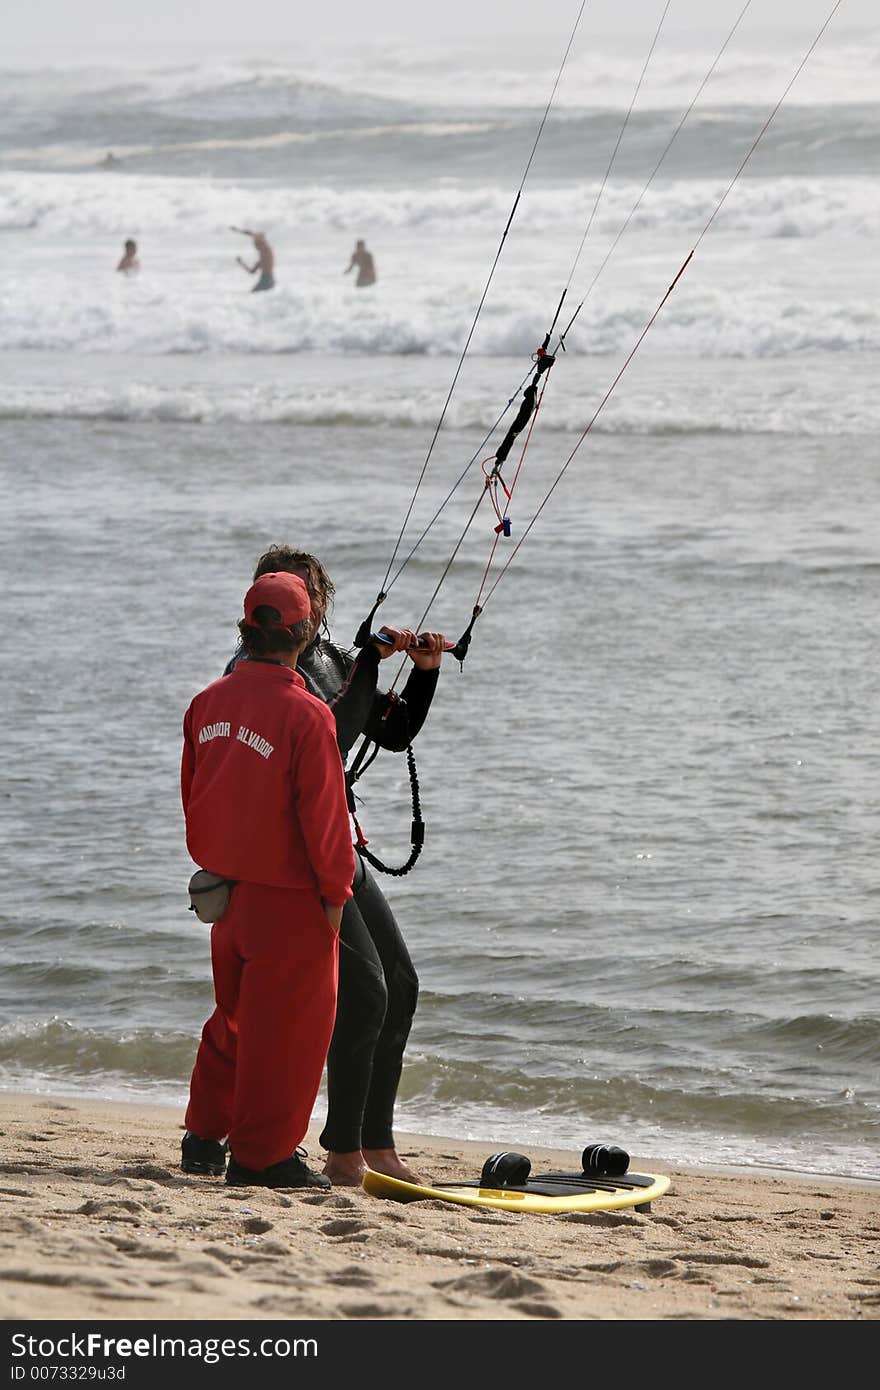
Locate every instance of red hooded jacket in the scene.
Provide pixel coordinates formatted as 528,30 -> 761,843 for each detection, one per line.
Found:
181,659 -> 354,905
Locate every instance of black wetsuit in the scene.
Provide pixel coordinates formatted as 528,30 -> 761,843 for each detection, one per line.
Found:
225,636 -> 438,1153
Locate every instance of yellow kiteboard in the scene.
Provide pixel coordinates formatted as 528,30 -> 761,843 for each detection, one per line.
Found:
362,1166 -> 670,1215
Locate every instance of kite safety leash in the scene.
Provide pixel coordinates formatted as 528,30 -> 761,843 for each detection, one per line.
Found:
350,743 -> 425,877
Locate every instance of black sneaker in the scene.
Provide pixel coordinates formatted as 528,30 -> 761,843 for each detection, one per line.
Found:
181,1131 -> 228,1176
225,1147 -> 331,1190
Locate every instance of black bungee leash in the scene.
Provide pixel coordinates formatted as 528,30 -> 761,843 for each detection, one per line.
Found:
346,695 -> 424,877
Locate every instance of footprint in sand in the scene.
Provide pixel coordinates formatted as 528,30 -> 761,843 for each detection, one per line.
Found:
253,1295 -> 313,1316
200,1244 -> 285,1268
338,1300 -> 404,1319
77,1198 -> 145,1221
434,1267 -> 549,1302
113,1164 -> 177,1182
514,1299 -> 564,1319
240,1216 -> 273,1234
0,1268 -> 112,1290
849,1289 -> 880,1306
319,1217 -> 381,1241
559,1210 -> 646,1228
253,1239 -> 289,1255
102,1236 -> 179,1262
326,1265 -> 376,1288
0,1215 -> 42,1235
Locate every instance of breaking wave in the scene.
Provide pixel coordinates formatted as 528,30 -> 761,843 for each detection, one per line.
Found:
1,364 -> 875,435
2,170 -> 877,240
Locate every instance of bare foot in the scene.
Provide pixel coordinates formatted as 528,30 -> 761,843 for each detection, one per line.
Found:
322,1150 -> 367,1186
363,1147 -> 421,1183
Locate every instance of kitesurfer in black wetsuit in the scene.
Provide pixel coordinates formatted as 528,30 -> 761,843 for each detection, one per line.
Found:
225,545 -> 446,1186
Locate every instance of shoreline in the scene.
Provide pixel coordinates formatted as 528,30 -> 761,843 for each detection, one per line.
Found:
2,1083 -> 875,1189
1,1091 -> 878,1321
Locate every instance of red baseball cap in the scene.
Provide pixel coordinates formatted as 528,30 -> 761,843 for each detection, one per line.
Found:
242,571 -> 311,629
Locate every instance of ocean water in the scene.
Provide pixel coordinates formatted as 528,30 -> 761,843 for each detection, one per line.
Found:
1,14 -> 878,1181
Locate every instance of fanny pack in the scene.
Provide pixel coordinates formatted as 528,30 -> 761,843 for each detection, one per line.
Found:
187,870 -> 237,924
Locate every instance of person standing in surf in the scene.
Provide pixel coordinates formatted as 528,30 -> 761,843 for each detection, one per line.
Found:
180,571 -> 354,1190
116,239 -> 139,274
231,226 -> 275,291
224,545 -> 446,1187
344,239 -> 376,287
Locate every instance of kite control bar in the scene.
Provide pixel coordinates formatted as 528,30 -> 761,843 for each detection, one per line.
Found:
371,632 -> 458,652
356,599 -> 478,666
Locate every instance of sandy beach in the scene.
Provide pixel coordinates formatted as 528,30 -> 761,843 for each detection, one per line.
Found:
0,1091 -> 877,1323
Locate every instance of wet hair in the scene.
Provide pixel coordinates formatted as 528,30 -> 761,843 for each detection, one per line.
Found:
252,545 -> 335,612
237,609 -> 310,657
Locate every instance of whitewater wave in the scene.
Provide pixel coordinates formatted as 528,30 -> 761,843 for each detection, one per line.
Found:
2,28 -> 878,121
0,265 -> 876,361
1,372 -> 874,436
2,170 -> 875,242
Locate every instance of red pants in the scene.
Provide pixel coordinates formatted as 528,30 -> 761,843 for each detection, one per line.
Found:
185,881 -> 339,1171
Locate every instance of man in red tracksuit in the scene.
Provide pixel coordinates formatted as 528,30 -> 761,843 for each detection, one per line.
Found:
180,571 -> 355,1189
